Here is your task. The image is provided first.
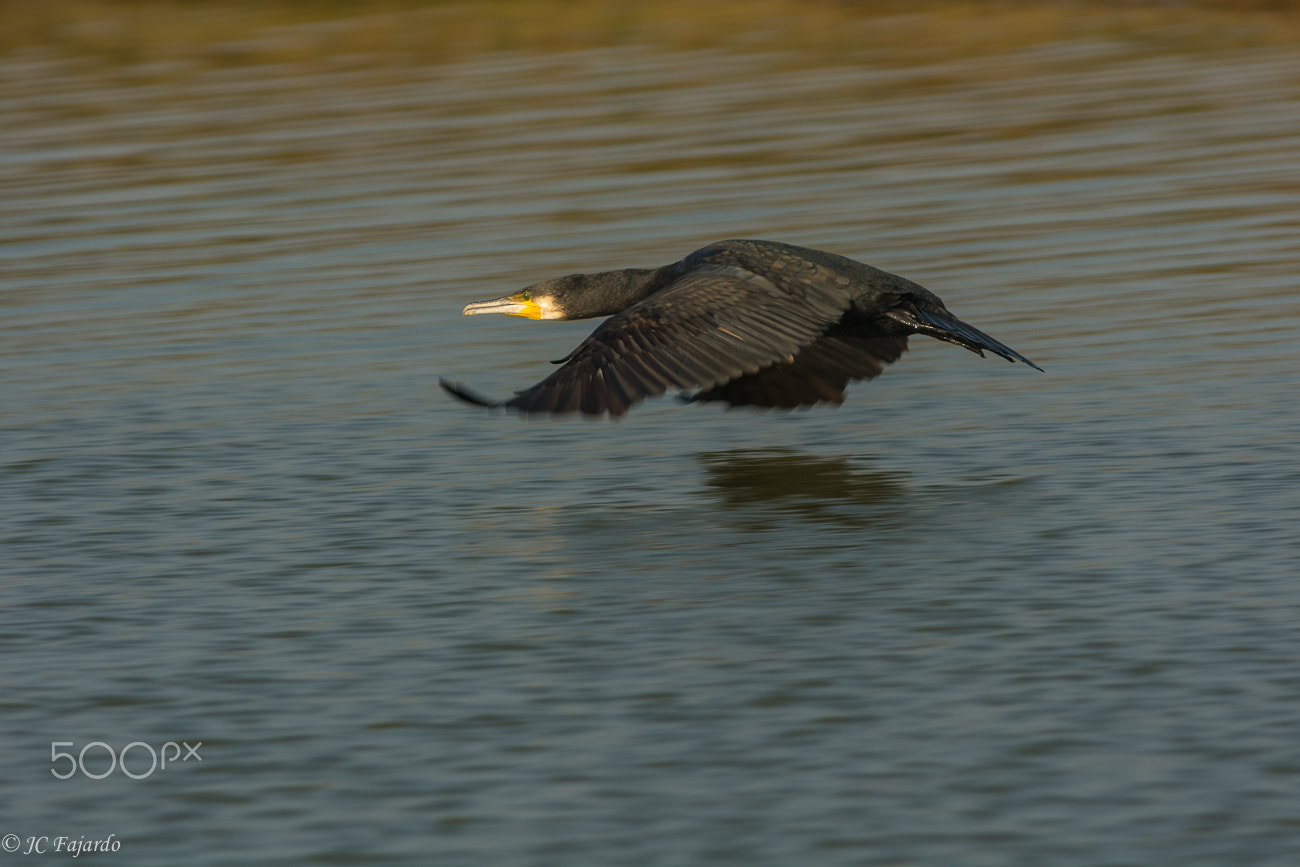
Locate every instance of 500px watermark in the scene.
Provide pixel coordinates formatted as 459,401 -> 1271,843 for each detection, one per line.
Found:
2,834 -> 120,856
50,741 -> 201,780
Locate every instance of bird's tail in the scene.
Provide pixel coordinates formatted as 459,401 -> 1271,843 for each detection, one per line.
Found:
887,304 -> 1043,371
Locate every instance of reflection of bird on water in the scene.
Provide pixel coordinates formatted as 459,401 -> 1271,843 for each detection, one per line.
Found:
700,449 -> 908,514
441,239 -> 1041,418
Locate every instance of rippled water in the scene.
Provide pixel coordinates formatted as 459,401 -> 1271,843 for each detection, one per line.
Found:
3,10 -> 1300,866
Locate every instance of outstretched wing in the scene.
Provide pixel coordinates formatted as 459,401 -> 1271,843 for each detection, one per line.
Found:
690,327 -> 908,409
498,264 -> 851,417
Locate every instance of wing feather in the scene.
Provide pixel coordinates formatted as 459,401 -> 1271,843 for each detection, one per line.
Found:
502,264 -> 849,417
692,329 -> 908,409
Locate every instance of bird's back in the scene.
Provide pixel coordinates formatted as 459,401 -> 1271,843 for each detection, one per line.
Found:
688,239 -> 944,317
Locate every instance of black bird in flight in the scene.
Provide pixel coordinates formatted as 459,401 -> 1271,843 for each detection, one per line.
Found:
441,239 -> 1041,418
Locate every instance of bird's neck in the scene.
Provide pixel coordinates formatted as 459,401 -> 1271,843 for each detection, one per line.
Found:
557,268 -> 664,319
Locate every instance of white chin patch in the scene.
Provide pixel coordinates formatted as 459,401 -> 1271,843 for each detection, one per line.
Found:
535,297 -> 563,320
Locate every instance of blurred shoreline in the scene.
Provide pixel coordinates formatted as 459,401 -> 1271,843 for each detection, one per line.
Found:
3,0 -> 1299,73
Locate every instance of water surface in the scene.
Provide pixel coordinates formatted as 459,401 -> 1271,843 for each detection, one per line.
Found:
3,6 -> 1299,865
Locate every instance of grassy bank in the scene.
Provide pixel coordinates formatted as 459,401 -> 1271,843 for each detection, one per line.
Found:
2,0 -> 1297,71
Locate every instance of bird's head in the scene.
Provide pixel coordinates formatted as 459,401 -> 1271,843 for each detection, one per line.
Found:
461,269 -> 660,322
461,276 -> 584,321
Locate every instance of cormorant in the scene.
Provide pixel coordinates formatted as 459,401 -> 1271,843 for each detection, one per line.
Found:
441,239 -> 1041,418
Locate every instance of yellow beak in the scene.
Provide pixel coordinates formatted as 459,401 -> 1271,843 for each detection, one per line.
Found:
462,293 -> 542,320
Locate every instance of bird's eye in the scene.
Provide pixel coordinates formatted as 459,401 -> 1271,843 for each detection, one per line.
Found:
521,292 -> 531,302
